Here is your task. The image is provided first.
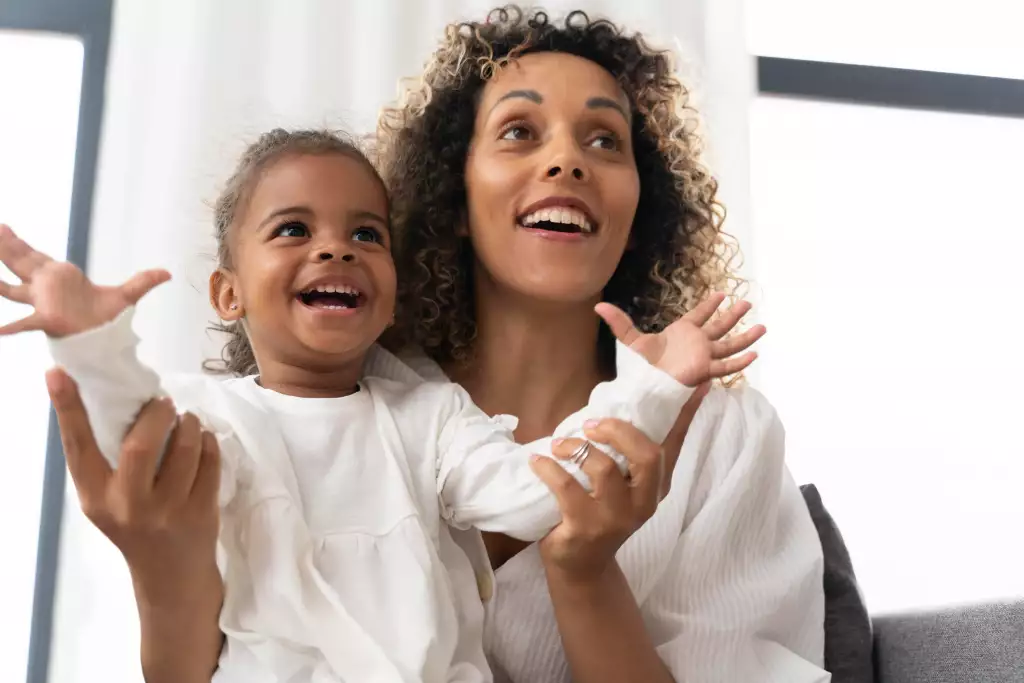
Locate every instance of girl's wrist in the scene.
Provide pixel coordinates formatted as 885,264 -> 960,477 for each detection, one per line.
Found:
130,556 -> 222,609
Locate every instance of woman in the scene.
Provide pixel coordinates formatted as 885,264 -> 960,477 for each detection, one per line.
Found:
48,7 -> 826,682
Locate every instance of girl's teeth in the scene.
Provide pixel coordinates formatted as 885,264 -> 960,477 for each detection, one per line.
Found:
519,207 -> 594,232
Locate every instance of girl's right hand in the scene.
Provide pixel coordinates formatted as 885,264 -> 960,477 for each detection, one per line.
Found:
0,224 -> 169,338
46,367 -> 222,597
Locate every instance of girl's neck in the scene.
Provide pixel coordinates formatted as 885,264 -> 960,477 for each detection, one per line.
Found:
446,283 -> 609,443
253,354 -> 364,398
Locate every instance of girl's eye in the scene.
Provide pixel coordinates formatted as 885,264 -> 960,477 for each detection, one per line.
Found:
274,221 -> 309,238
589,134 -> 620,151
499,123 -> 533,141
353,226 -> 383,244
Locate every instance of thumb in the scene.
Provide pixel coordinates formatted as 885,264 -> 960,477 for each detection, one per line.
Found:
594,302 -> 641,346
120,269 -> 171,305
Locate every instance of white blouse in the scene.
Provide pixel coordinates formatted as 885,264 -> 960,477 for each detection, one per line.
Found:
398,353 -> 830,683
48,308 -> 691,683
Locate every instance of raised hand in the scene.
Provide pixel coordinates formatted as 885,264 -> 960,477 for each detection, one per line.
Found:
0,224 -> 169,338
595,292 -> 765,387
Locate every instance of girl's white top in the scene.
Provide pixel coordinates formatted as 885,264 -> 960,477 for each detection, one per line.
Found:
48,309 -> 691,683
396,354 -> 830,683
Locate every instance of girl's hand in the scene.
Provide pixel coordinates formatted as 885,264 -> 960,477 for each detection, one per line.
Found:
596,293 -> 765,387
46,367 -> 221,593
0,224 -> 169,338
529,385 -> 708,580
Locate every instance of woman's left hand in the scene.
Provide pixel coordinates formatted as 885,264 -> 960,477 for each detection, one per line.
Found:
529,385 -> 708,579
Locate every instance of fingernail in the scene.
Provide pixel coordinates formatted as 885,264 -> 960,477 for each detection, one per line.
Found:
551,438 -> 565,448
583,419 -> 601,430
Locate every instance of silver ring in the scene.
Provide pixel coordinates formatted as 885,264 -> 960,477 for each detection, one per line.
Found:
569,440 -> 592,468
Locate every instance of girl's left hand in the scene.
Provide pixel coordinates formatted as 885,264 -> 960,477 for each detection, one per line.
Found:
529,385 -> 708,580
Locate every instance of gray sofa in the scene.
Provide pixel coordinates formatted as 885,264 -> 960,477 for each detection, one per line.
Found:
801,485 -> 1023,683
873,600 -> 1024,683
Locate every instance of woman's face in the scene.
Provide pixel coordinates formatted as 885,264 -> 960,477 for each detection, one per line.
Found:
464,51 -> 640,306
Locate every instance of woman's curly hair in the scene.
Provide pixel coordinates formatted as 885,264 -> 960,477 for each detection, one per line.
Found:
375,5 -> 743,367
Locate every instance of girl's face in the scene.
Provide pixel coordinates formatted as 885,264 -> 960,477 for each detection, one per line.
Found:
464,51 -> 640,306
211,153 -> 396,371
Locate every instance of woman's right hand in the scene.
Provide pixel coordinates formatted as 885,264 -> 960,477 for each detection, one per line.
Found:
46,366 -> 221,599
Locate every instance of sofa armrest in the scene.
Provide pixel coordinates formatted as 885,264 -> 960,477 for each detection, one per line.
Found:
873,600 -> 1024,683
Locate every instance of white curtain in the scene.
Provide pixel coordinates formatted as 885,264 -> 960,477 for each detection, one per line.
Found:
48,2 -> 753,681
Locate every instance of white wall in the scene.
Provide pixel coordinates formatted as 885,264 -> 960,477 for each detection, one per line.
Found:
49,2 -> 752,681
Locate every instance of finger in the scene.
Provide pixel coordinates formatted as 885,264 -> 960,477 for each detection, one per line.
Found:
703,300 -> 752,340
119,269 -> 171,305
154,412 -> 203,502
0,312 -> 43,336
583,418 -> 662,511
0,279 -> 31,304
681,292 -> 726,327
47,367 -> 112,496
189,430 -> 222,506
708,351 -> 758,378
594,302 -> 642,347
659,381 -> 710,489
115,397 -> 177,495
711,324 -> 766,358
0,224 -> 52,280
575,445 -> 631,509
529,454 -> 593,519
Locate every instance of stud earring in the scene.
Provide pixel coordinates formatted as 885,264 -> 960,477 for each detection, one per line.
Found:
230,304 -> 238,310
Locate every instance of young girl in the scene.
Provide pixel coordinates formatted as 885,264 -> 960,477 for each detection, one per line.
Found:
0,129 -> 762,682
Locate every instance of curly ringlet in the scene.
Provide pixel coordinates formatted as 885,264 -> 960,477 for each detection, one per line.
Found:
375,5 -> 745,371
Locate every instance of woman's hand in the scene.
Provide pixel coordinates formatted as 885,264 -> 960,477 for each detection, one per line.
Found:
47,368 -> 224,683
528,385 -> 708,579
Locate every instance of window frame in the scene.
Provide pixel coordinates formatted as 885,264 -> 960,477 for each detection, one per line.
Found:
0,1 -> 113,681
757,56 -> 1024,118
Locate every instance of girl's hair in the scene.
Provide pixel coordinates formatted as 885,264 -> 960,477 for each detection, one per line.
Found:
375,6 -> 743,367
205,128 -> 382,376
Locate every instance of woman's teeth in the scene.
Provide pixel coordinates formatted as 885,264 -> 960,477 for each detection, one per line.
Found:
519,207 -> 594,233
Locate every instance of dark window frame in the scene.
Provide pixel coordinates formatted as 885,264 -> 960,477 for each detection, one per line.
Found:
0,1 -> 113,682
757,56 -> 1024,118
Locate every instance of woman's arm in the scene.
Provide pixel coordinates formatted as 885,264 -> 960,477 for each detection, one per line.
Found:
528,390 -> 705,683
48,369 -> 225,683
545,562 -> 675,683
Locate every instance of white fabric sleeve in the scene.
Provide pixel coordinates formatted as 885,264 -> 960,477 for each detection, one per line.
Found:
47,307 -> 166,471
645,388 -> 829,682
47,307 -> 239,505
437,341 -> 694,541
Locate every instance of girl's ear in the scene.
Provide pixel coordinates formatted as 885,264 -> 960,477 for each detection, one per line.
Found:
210,268 -> 244,320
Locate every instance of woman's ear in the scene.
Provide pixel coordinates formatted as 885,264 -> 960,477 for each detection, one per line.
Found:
210,268 -> 243,321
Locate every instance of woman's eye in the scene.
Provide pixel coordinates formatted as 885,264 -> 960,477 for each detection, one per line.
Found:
499,124 -> 532,141
274,221 -> 308,238
352,226 -> 383,244
589,134 -> 620,150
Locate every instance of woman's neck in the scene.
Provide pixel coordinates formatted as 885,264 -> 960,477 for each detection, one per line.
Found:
447,287 -> 610,443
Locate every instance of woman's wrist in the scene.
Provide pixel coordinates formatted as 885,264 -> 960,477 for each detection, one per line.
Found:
130,556 -> 222,610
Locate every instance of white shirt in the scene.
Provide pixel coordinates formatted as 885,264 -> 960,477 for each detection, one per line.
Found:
397,353 -> 831,683
48,309 -> 691,683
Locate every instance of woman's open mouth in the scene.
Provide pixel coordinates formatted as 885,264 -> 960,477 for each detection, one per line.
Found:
517,206 -> 595,235
297,284 -> 364,310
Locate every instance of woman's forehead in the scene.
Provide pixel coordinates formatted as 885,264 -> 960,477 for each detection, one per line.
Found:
479,52 -> 629,112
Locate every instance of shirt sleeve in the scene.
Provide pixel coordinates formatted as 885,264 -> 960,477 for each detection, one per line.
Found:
48,306 -> 238,504
48,307 -> 166,471
436,341 -> 693,541
643,387 -> 829,683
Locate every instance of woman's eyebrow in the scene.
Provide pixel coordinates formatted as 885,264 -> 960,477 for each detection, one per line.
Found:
489,89 -> 543,113
586,96 -> 630,123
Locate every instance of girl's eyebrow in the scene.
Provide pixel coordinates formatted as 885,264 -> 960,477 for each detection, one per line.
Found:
258,206 -> 312,231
